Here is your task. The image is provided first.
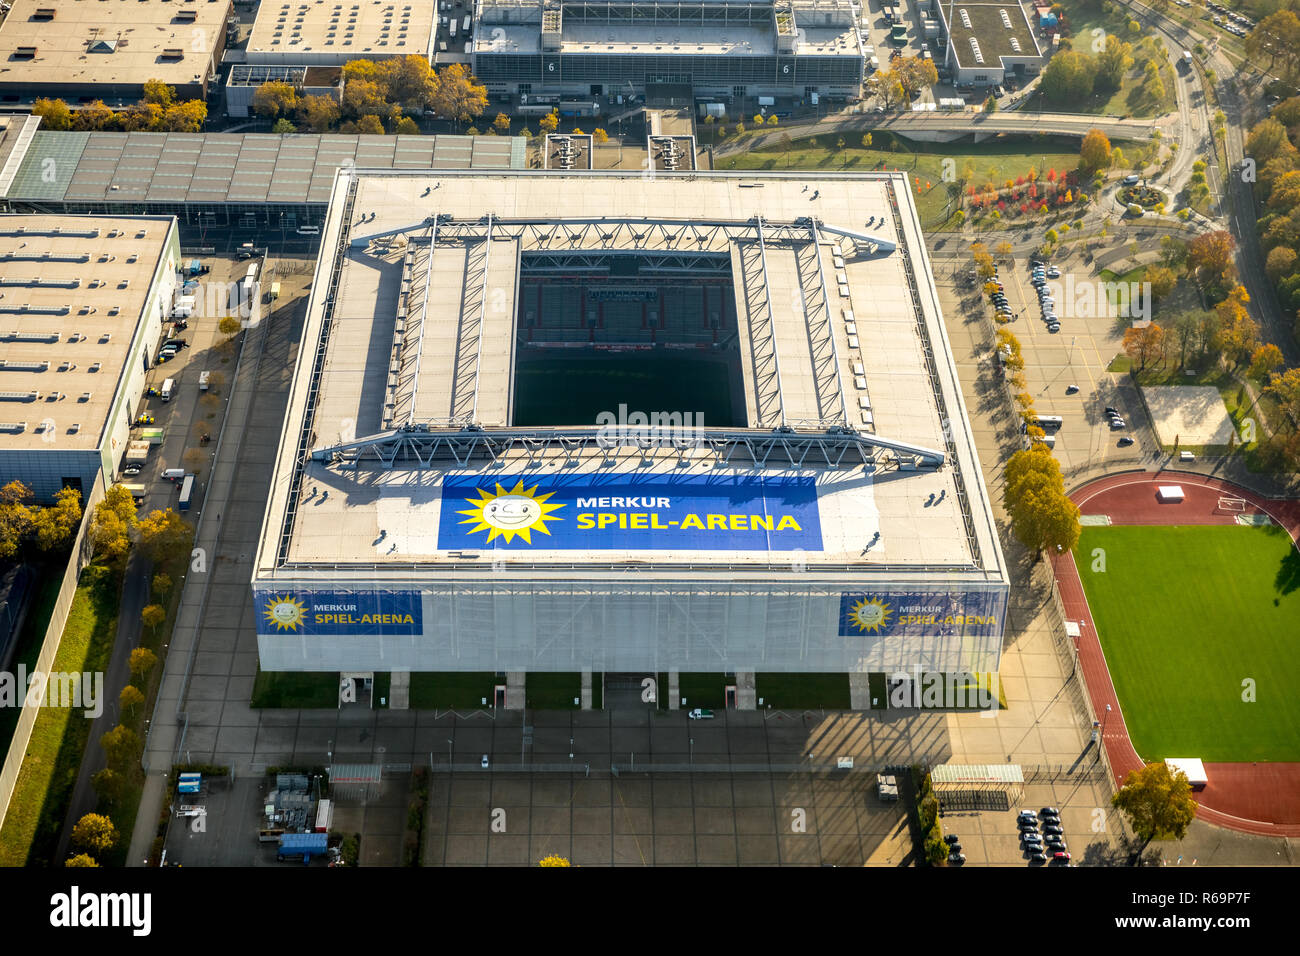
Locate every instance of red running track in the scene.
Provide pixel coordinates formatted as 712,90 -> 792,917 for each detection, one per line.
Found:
1053,470 -> 1300,837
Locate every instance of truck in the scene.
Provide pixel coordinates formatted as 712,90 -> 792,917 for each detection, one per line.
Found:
140,427 -> 165,446
178,474 -> 195,511
198,370 -> 210,392
121,483 -> 147,503
277,832 -> 329,864
1182,50 -> 1193,68
160,378 -> 175,403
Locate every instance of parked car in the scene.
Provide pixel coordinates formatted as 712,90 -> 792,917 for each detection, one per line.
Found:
1041,807 -> 1061,818
1029,850 -> 1047,863
122,462 -> 143,476
1118,436 -> 1135,447
944,833 -> 960,845
1046,266 -> 1061,278
948,852 -> 966,865
1047,323 -> 1061,333
1104,406 -> 1120,416
1052,851 -> 1071,863
1109,418 -> 1127,429
1018,810 -> 1038,821
687,708 -> 715,719
1043,823 -> 1063,835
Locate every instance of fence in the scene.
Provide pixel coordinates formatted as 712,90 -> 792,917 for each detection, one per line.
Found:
0,473 -> 106,832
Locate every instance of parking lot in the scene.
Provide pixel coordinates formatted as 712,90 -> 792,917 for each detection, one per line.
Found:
936,250 -> 1155,475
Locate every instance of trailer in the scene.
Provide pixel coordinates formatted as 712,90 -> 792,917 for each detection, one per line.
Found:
313,799 -> 333,833
125,439 -> 151,461
277,831 -> 329,864
178,474 -> 195,512
140,427 -> 165,445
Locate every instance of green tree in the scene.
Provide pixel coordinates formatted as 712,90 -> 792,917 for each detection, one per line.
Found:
31,487 -> 82,553
1041,51 -> 1099,105
1095,40 -> 1134,94
100,724 -> 142,773
430,64 -> 488,129
137,509 -> 193,564
1112,762 -> 1198,862
129,648 -> 158,682
152,571 -> 173,600
119,684 -> 146,716
1145,265 -> 1176,302
983,93 -> 998,113
271,118 -> 297,134
91,768 -> 124,806
71,813 -> 117,855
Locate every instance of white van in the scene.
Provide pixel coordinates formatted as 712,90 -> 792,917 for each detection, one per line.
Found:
160,378 -> 175,403
162,467 -> 186,482
198,370 -> 210,392
1179,450 -> 1195,462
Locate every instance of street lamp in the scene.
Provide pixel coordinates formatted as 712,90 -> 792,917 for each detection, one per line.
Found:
447,737 -> 453,767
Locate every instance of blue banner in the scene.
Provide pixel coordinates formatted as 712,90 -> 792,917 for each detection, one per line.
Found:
839,590 -> 1006,637
437,473 -> 823,551
255,590 -> 423,636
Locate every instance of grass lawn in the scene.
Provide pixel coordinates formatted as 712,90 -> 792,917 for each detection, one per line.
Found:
677,673 -> 732,709
754,673 -> 850,710
408,672 -> 499,709
0,561 -> 66,759
1076,525 -> 1300,762
0,561 -> 122,867
718,134 -> 1085,226
1051,9 -> 1179,118
250,669 -> 339,709
524,672 -> 582,709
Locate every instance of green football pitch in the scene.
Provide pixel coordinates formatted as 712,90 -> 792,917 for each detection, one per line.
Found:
513,355 -> 741,427
1075,524 -> 1300,762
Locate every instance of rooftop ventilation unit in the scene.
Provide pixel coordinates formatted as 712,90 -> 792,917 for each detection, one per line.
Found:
0,392 -> 38,402
970,37 -> 983,64
1000,8 -> 1012,28
79,392 -> 92,402
0,422 -> 28,432
958,8 -> 971,28
13,47 -> 37,60
2,330 -> 60,342
1010,37 -> 1021,51
0,361 -> 51,372
89,362 -> 102,372
0,304 -> 69,315
32,8 -> 56,21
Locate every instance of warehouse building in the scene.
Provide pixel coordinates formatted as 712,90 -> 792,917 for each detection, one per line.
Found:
0,0 -> 234,105
0,126 -> 526,226
251,168 -> 1009,684
0,215 -> 181,500
244,0 -> 439,66
471,0 -> 865,105
936,2 -> 1043,87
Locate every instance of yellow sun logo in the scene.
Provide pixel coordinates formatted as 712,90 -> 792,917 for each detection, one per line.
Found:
849,597 -> 892,634
263,594 -> 307,632
457,479 -> 564,545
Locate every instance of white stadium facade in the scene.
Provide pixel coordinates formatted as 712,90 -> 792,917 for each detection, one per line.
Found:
252,168 -> 1008,678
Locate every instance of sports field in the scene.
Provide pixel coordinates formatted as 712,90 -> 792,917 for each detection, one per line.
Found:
1075,525 -> 1300,762
513,355 -> 741,427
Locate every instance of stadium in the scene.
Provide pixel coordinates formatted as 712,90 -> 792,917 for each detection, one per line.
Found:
251,168 -> 1008,683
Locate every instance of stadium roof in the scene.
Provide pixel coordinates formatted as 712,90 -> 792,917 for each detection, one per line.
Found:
0,214 -> 177,452
0,0 -> 230,93
255,170 -> 1007,586
1,130 -> 526,206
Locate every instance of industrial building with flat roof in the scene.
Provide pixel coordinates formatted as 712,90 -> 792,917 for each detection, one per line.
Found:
245,0 -> 438,66
0,0 -> 234,104
471,0 -> 865,101
0,214 -> 180,500
252,168 -> 1008,680
937,2 -> 1043,86
0,127 -> 526,225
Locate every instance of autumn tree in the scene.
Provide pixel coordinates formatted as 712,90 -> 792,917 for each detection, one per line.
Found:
137,509 -> 194,564
1003,447 -> 1081,556
1215,285 -> 1258,367
1041,51 -> 1099,105
1112,762 -> 1198,862
430,64 -> 488,129
539,109 -> 559,135
1122,323 -> 1166,372
592,128 -> 609,144
1145,265 -> 1176,303
91,485 -> 138,560
1246,10 -> 1300,83
140,604 -> 166,638
141,79 -> 176,108
970,242 -> 996,279
537,854 -> 572,866
71,814 -> 117,855
32,487 -> 82,553
129,648 -> 158,682
0,481 -> 35,561
894,56 -> 939,99
219,315 -> 243,340
355,114 -> 386,134
1186,229 -> 1237,294
100,724 -> 141,773
868,69 -> 906,109
119,684 -> 146,716
65,853 -> 99,867
1078,129 -> 1112,175
298,95 -> 342,132
32,98 -> 74,130
1095,40 -> 1134,94
92,768 -> 124,806
252,81 -> 300,120
1248,344 -> 1284,381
